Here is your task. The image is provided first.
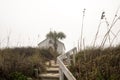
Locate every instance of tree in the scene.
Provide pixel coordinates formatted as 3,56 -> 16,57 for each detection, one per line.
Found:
46,31 -> 66,57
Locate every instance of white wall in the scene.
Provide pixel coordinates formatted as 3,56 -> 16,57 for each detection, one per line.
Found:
38,38 -> 65,54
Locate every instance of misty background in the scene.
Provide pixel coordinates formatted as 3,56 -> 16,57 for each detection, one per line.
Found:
0,0 -> 120,51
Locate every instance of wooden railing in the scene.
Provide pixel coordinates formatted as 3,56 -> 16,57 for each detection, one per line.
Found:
57,47 -> 77,80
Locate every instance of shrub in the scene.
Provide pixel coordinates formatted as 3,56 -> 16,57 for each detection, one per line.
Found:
40,49 -> 54,60
10,72 -> 27,80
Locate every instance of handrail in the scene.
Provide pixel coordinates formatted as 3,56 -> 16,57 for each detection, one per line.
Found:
57,47 -> 77,80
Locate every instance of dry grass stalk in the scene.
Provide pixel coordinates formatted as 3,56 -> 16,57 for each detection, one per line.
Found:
93,20 -> 102,47
80,9 -> 86,50
110,28 -> 120,47
100,17 -> 120,48
100,6 -> 120,47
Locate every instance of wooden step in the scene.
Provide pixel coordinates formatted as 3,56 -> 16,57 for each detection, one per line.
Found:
39,60 -> 59,80
45,61 -> 59,68
39,73 -> 59,80
51,64 -> 59,68
46,67 -> 59,73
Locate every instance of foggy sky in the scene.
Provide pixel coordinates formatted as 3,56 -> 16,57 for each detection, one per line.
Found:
0,0 -> 120,51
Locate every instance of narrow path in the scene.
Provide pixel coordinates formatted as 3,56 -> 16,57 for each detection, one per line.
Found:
39,60 -> 59,80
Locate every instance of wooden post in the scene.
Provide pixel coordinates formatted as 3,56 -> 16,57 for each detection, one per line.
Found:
66,53 -> 71,66
59,68 -> 64,80
34,68 -> 38,78
73,48 -> 77,66
49,60 -> 51,67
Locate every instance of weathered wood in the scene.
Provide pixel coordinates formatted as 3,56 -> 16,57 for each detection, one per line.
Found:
58,58 -> 76,80
59,67 -> 64,80
73,48 -> 77,66
34,69 -> 39,78
66,53 -> 71,66
57,47 -> 77,80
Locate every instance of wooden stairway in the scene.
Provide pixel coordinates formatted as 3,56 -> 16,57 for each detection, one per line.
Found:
39,60 -> 59,80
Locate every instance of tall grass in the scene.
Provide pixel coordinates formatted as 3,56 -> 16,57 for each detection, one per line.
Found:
0,47 -> 53,80
74,8 -> 120,79
69,45 -> 120,80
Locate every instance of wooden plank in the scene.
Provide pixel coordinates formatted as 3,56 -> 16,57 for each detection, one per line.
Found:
57,58 -> 76,80
57,47 -> 77,80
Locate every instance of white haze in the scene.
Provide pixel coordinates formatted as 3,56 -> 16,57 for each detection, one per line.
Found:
0,0 -> 120,51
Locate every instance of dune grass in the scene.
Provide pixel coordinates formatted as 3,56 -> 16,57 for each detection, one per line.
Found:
0,47 -> 54,80
69,45 -> 120,80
